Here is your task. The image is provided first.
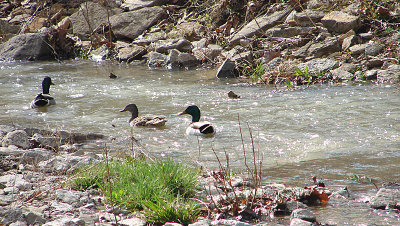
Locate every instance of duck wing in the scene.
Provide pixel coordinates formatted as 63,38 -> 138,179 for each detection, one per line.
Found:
190,121 -> 215,136
131,114 -> 167,127
31,93 -> 56,108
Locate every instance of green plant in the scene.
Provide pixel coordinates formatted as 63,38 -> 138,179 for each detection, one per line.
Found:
246,60 -> 265,81
295,66 -> 312,85
71,157 -> 202,213
142,195 -> 203,225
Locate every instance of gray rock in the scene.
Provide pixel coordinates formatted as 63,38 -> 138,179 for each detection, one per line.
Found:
167,50 -> 198,69
290,218 -> 314,226
216,59 -> 239,78
307,36 -> 340,58
365,41 -> 383,56
1,130 -> 30,149
193,44 -> 222,62
56,189 -> 86,207
230,7 -> 293,45
211,219 -> 252,226
0,125 -> 15,141
25,212 -> 46,225
39,155 -> 100,173
330,68 -> 354,81
297,58 -> 340,74
147,51 -> 168,67
290,208 -> 316,222
119,217 -> 146,226
110,6 -> 166,41
0,33 -> 54,61
189,219 -> 211,226
365,70 -> 378,80
349,43 -> 368,55
285,201 -> 308,213
43,217 -> 85,226
321,11 -> 360,34
90,45 -> 110,61
132,29 -> 167,45
0,174 -> 31,190
153,39 -> 193,54
163,223 -> 182,226
266,26 -> 316,38
121,0 -> 163,11
293,10 -> 325,26
0,19 -> 20,34
69,2 -> 122,41
118,45 -> 147,62
0,207 -> 23,225
377,64 -> 400,84
32,133 -> 63,149
370,184 -> 400,209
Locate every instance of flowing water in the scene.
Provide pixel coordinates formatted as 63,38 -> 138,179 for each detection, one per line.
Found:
1,60 -> 399,224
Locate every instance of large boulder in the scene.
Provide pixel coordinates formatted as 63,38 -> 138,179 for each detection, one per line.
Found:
321,11 -> 360,34
1,130 -> 30,149
230,7 -> 293,45
0,33 -> 54,61
69,2 -> 122,41
110,6 -> 166,41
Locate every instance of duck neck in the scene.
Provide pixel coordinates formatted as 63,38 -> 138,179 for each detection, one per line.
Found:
42,82 -> 50,94
129,111 -> 139,123
191,113 -> 200,122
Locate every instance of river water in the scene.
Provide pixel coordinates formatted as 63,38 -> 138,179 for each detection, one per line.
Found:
1,60 -> 399,224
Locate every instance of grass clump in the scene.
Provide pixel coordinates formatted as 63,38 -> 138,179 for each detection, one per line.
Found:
70,157 -> 203,224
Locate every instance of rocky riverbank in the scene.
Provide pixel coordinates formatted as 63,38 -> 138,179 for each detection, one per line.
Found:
0,0 -> 399,85
1,123 -> 400,225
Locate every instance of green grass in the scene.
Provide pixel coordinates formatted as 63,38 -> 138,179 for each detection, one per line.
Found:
70,157 -> 203,224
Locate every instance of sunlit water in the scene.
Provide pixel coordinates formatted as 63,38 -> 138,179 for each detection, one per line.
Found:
1,60 -> 399,224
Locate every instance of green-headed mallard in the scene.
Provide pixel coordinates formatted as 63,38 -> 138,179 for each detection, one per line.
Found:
30,76 -> 56,108
120,104 -> 167,127
178,105 -> 216,137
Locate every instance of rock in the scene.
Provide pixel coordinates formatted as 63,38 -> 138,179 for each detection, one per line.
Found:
69,2 -> 122,41
110,6 -> 166,41
377,64 -> 400,84
0,33 -> 54,61
132,29 -> 167,45
321,11 -> 360,34
0,19 -> 19,34
293,10 -> 325,26
152,39 -> 193,54
370,183 -> 400,210
118,45 -> 147,62
290,208 -> 316,222
121,0 -> 163,11
0,125 -> 15,141
164,223 -> 182,226
365,70 -> 378,80
211,219 -> 252,226
290,218 -> 314,226
146,51 -> 168,67
307,36 -> 340,58
1,130 -> 30,149
90,45 -> 110,61
266,26 -> 317,38
188,219 -> 211,226
39,155 -> 100,173
43,217 -> 85,226
193,44 -> 222,62
119,217 -> 146,226
230,7 -> 293,45
168,21 -> 206,41
167,49 -> 198,69
349,43 -> 368,56
297,58 -> 340,74
31,133 -> 63,150
216,59 -> 239,78
25,212 -> 46,225
329,68 -> 354,81
365,41 -> 383,56
21,148 -> 53,164
0,207 -> 23,225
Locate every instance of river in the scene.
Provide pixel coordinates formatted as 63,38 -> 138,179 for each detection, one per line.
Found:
1,60 -> 399,224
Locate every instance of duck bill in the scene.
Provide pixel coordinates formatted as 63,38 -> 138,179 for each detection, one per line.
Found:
177,110 -> 187,115
120,109 -> 127,112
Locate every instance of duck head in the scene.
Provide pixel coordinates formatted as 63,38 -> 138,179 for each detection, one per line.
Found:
178,105 -> 201,122
42,76 -> 54,94
120,104 -> 139,121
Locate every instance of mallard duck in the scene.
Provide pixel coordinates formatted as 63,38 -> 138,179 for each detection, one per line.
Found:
178,105 -> 216,137
120,104 -> 167,127
30,76 -> 56,108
